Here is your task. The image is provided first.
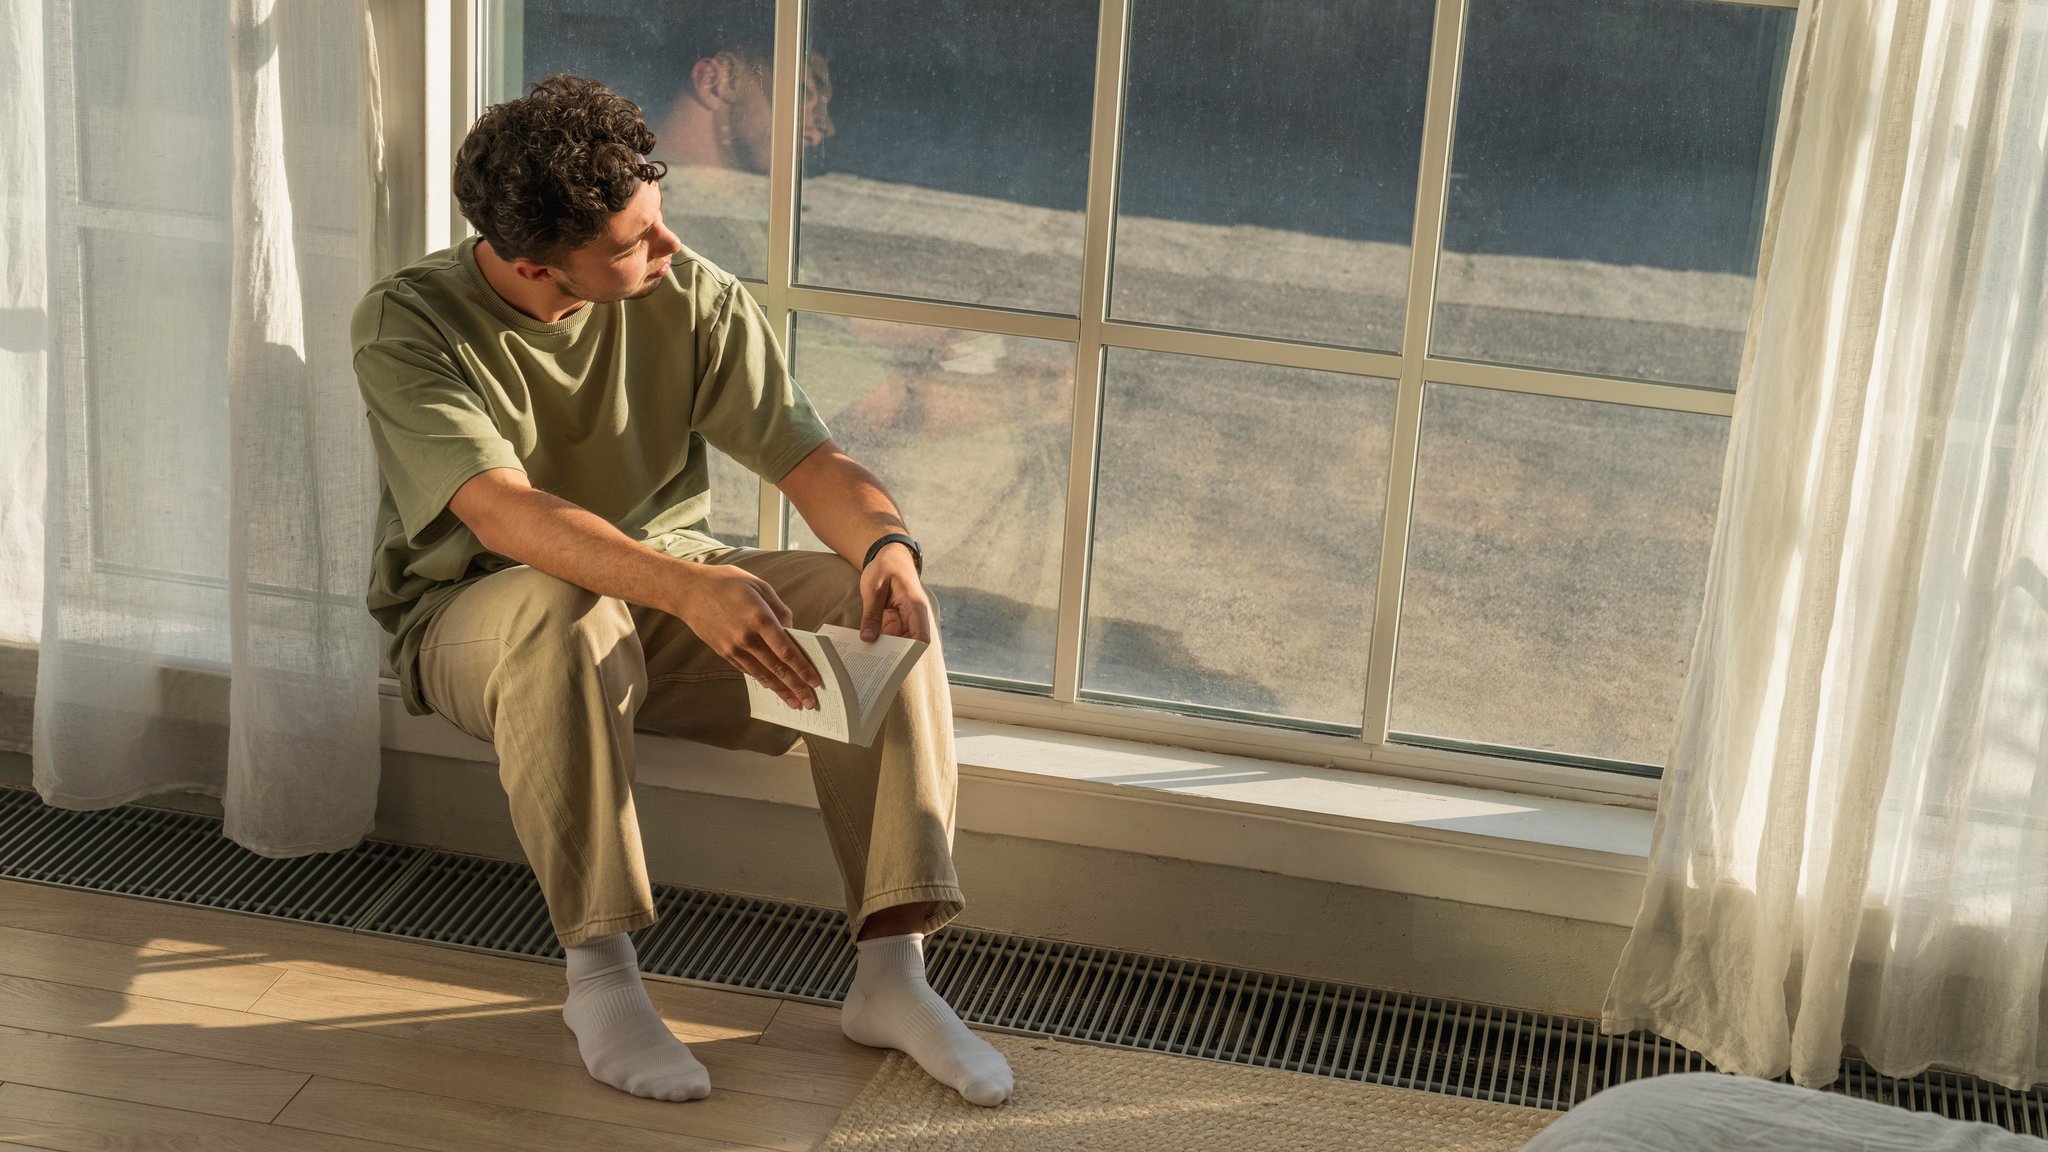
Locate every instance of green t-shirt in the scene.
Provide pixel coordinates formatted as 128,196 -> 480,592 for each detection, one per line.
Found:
352,236 -> 831,717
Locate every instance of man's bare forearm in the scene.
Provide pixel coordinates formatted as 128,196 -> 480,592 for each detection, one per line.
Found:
448,468 -> 823,703
466,484 -> 699,617
777,442 -> 909,567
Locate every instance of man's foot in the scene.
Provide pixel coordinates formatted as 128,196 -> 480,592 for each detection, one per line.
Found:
562,932 -> 712,1101
840,932 -> 1013,1107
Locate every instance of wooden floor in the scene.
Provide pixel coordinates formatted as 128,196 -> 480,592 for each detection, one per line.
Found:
0,877 -> 891,1151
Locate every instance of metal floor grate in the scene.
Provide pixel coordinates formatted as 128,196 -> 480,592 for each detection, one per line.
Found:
0,785 -> 422,926
4,784 -> 2046,1133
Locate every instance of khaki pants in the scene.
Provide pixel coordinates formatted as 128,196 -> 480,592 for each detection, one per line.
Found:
416,547 -> 965,947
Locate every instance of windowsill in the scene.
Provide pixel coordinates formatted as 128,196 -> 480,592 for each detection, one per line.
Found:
377,676 -> 1652,927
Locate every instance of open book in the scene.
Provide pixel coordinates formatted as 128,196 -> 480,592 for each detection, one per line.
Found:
744,623 -> 929,747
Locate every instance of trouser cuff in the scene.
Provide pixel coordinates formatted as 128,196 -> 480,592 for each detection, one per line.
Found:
556,906 -> 658,949
852,885 -> 966,940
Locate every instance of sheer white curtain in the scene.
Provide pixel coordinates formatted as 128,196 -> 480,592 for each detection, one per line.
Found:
0,0 -> 45,646
24,0 -> 385,855
1605,0 -> 2048,1089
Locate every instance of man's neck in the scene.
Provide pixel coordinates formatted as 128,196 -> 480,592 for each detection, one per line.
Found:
652,94 -> 731,170
474,239 -> 588,325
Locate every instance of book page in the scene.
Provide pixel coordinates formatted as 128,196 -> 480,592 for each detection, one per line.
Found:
744,630 -> 851,743
836,640 -> 903,718
818,625 -> 925,730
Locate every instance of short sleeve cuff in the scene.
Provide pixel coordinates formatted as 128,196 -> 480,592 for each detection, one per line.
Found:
402,444 -> 526,545
755,418 -> 834,485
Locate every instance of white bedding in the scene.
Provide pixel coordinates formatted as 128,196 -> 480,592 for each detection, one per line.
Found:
1519,1073 -> 2048,1152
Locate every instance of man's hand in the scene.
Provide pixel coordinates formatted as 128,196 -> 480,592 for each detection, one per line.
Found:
671,564 -> 823,709
859,545 -> 933,644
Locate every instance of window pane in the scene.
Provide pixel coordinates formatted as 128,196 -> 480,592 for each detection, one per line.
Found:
1431,0 -> 1793,388
1083,351 -> 1394,726
75,1 -> 227,216
1112,0 -> 1433,350
798,1 -> 1097,313
504,0 -> 781,281
1392,385 -> 1726,766
787,315 -> 1074,687
83,229 -> 228,580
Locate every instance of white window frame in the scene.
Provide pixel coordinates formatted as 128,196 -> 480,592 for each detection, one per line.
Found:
387,0 -> 1798,810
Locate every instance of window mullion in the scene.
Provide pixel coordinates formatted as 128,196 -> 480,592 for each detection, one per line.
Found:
759,0 -> 806,550
1050,0 -> 1134,704
423,0 -> 458,252
1362,0 -> 1470,747
1422,358 -> 1737,418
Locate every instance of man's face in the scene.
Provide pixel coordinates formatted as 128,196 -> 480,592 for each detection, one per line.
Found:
548,181 -> 684,303
720,50 -> 835,174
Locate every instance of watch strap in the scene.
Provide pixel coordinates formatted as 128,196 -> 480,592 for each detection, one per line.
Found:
863,532 -> 921,573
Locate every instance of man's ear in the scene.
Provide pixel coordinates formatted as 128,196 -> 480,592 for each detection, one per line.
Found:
691,55 -> 733,107
509,257 -> 557,285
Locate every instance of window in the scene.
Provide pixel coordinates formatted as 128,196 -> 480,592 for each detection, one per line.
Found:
798,2 -> 1096,314
50,0 -> 364,653
1432,0 -> 1790,388
480,0 -> 1795,785
787,314 -> 1076,687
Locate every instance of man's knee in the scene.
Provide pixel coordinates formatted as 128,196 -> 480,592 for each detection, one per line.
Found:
780,554 -> 863,629
754,549 -> 939,635
828,568 -> 865,629
496,568 -> 639,663
825,561 -> 943,634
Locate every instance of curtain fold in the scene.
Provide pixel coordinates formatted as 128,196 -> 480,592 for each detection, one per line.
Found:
29,0 -> 383,855
0,0 -> 46,646
1604,0 -> 2048,1089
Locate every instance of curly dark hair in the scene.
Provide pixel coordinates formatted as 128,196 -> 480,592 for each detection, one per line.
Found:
452,74 -> 668,264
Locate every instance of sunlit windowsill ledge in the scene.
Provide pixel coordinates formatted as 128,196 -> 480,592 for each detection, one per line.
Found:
376,677 -> 1654,928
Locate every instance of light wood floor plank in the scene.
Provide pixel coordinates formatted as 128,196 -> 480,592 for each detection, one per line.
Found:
0,880 -> 781,1036
274,1076 -> 772,1152
759,1000 -> 888,1078
252,965 -> 731,1051
0,1023 -> 308,1122
0,972 -> 840,1151
682,1037 -> 881,1109
0,1083 -> 411,1152
0,922 -> 285,1012
246,968 -> 876,1106
0,1080 -> 58,1152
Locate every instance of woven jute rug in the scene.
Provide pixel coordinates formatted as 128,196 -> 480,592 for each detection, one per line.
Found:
818,1032 -> 1557,1151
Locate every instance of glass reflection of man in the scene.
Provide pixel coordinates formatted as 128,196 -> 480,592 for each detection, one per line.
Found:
653,40 -> 833,173
649,22 -> 834,278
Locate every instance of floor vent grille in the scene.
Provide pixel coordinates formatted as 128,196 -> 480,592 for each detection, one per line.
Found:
4,785 -> 2045,1133
0,786 -> 423,926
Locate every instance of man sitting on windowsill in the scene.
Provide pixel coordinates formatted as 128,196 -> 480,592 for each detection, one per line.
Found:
350,73 -> 1012,1109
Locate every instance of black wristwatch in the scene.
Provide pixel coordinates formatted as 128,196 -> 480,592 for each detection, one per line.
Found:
863,532 -> 922,574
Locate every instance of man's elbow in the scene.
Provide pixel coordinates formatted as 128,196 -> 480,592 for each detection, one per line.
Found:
777,440 -> 859,502
448,467 -> 529,554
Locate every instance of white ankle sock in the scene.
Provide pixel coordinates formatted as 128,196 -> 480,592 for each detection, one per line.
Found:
561,933 -> 711,1101
840,932 -> 1013,1107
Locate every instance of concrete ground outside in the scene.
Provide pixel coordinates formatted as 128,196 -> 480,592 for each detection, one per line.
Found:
688,173 -> 1740,771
